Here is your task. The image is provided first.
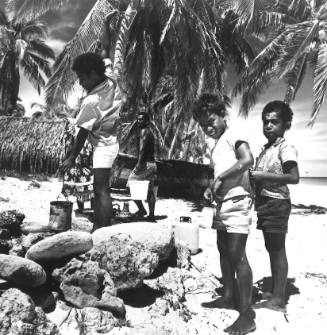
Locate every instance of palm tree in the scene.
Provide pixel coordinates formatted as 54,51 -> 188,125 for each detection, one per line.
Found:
233,0 -> 327,125
0,5 -> 55,115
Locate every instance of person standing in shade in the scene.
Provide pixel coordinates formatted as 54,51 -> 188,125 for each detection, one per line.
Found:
127,111 -> 158,222
60,52 -> 121,231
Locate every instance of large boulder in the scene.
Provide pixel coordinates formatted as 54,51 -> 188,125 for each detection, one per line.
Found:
0,254 -> 46,287
25,231 -> 93,263
88,234 -> 159,291
0,288 -> 59,335
52,257 -> 125,317
92,222 -> 174,260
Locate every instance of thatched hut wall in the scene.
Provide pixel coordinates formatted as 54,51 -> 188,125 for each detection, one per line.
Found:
0,117 -> 68,175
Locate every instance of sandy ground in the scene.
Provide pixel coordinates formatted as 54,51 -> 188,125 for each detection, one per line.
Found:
1,175 -> 327,334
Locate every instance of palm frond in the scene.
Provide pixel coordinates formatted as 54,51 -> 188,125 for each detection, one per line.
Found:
284,53 -> 307,103
310,42 -> 327,125
19,20 -> 48,39
21,54 -> 46,93
45,0 -> 113,107
7,0 -> 70,23
27,40 -> 55,60
25,51 -> 52,77
279,20 -> 320,77
0,9 -> 9,25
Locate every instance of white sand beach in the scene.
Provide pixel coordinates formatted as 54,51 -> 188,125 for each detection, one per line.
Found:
0,175 -> 326,334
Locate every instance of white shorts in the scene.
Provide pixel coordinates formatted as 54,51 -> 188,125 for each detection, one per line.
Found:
212,196 -> 253,234
93,143 -> 119,169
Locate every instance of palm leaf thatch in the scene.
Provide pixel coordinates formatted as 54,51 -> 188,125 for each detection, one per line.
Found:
0,116 -> 71,174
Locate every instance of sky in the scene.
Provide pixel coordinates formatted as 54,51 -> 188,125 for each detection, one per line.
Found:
3,0 -> 327,177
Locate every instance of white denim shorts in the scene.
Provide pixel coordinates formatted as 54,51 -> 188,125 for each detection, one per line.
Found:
93,143 -> 119,169
212,195 -> 253,234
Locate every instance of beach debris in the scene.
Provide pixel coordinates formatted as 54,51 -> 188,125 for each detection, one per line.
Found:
0,254 -> 46,287
292,203 -> 327,215
92,222 -> 174,260
58,307 -> 125,334
52,257 -> 125,317
0,288 -> 60,335
0,210 -> 25,237
0,239 -> 11,254
87,234 -> 159,291
145,267 -> 189,302
25,231 -> 93,263
28,180 -> 41,189
175,242 -> 191,269
8,237 -> 24,257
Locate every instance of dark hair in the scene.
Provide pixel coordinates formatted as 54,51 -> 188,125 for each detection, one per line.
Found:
72,52 -> 106,77
262,100 -> 293,125
191,93 -> 226,120
137,111 -> 150,122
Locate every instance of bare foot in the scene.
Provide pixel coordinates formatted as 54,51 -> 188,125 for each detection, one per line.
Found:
254,298 -> 286,313
263,298 -> 286,312
261,291 -> 273,300
201,297 -> 235,309
224,309 -> 256,335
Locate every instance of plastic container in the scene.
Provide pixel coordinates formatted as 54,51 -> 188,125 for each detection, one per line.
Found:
49,201 -> 73,231
174,219 -> 199,254
129,180 -> 150,200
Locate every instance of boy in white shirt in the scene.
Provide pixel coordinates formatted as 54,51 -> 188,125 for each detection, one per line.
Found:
192,94 -> 256,335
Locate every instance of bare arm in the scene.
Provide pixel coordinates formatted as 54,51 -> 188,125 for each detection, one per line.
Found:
59,128 -> 88,174
252,161 -> 299,184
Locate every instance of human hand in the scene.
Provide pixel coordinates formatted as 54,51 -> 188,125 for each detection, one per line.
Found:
58,157 -> 75,176
212,177 -> 223,195
203,187 -> 213,203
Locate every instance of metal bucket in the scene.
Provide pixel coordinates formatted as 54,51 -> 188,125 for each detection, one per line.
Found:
49,201 -> 73,231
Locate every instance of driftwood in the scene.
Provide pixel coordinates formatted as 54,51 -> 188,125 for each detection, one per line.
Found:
111,153 -> 213,200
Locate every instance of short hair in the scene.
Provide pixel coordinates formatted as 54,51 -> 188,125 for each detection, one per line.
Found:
72,52 -> 106,77
191,93 -> 226,120
262,100 -> 293,124
137,111 -> 150,122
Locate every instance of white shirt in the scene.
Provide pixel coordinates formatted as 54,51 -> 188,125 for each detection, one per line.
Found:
75,79 -> 121,148
210,128 -> 252,200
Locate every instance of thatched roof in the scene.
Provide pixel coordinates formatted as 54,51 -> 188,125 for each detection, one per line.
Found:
0,117 -> 69,175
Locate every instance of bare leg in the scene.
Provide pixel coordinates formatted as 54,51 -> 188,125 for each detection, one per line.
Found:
202,231 -> 235,309
93,168 -> 112,231
133,200 -> 147,216
224,233 -> 256,335
147,185 -> 157,220
262,232 -> 288,312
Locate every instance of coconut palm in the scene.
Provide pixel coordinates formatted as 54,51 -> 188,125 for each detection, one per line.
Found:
233,0 -> 327,125
0,5 -> 55,115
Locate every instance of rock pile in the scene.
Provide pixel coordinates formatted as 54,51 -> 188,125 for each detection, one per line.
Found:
0,211 -> 178,334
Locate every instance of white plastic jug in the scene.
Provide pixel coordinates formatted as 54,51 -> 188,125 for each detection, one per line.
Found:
174,219 -> 199,255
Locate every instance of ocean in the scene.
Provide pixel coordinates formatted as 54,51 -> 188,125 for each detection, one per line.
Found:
289,177 -> 327,207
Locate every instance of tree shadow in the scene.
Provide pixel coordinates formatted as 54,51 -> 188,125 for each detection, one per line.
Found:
118,284 -> 164,308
